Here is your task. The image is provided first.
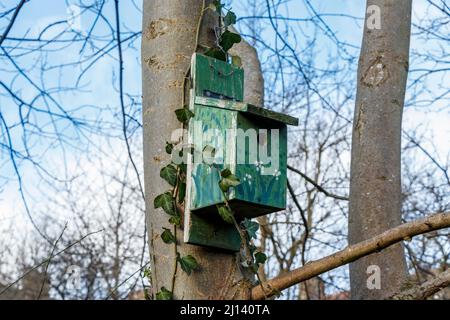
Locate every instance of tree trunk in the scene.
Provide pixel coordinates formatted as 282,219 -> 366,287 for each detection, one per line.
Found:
142,1 -> 261,299
349,0 -> 412,299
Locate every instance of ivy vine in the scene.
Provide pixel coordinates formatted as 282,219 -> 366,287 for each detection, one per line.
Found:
204,0 -> 243,66
213,165 -> 268,278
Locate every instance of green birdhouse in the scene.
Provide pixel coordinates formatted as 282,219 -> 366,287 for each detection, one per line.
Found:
183,53 -> 298,251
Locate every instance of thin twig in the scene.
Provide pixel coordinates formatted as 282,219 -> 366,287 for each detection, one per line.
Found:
113,0 -> 145,201
37,223 -> 68,299
0,229 -> 104,297
0,0 -> 27,47
104,262 -> 150,300
287,165 -> 349,201
287,180 -> 309,266
0,112 -> 52,244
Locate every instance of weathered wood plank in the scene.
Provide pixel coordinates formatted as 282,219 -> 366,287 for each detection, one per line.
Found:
195,96 -> 298,126
247,104 -> 299,126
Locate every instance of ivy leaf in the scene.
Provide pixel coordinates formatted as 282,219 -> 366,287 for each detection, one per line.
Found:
212,0 -> 224,11
202,145 -> 216,161
154,192 -> 176,216
165,142 -> 174,154
175,108 -> 194,124
224,11 -> 237,27
217,205 -> 234,224
204,47 -> 227,62
143,267 -> 151,279
221,168 -> 232,177
156,287 -> 173,300
179,163 -> 187,175
169,215 -> 181,226
254,251 -> 267,265
219,172 -> 240,192
178,182 -> 186,204
231,55 -> 242,68
242,218 -> 259,239
177,254 -> 199,276
220,30 -> 241,52
160,164 -> 178,187
161,228 -> 176,244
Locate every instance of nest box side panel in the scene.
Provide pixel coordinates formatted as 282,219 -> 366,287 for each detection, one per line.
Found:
233,113 -> 288,214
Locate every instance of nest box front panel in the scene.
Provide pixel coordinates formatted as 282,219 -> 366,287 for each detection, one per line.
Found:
184,105 -> 242,251
188,105 -> 288,218
189,105 -> 237,211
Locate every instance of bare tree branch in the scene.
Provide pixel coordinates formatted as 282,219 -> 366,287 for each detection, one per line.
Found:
287,165 -> 349,201
0,229 -> 104,297
392,268 -> 450,300
0,0 -> 27,47
37,223 -> 67,300
252,212 -> 450,300
287,179 -> 309,267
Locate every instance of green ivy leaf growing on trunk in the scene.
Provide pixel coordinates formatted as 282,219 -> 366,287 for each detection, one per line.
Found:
175,108 -> 194,124
202,145 -> 216,163
160,164 -> 178,187
161,228 -> 176,244
219,168 -> 240,192
220,168 -> 232,177
224,11 -> 237,27
217,205 -> 234,224
212,0 -> 225,12
242,218 -> 259,239
219,30 -> 241,52
143,267 -> 151,279
177,253 -> 199,276
154,192 -> 176,216
204,47 -> 227,62
165,142 -> 174,154
254,251 -> 267,265
156,287 -> 173,300
169,215 -> 181,226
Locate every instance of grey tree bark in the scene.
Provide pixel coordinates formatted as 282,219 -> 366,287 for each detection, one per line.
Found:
229,30 -> 264,106
142,1 -> 263,299
349,0 -> 412,299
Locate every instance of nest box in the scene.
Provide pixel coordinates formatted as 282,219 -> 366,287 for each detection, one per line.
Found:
184,53 -> 298,251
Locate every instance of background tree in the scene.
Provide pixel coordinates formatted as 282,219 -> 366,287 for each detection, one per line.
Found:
349,0 -> 412,299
